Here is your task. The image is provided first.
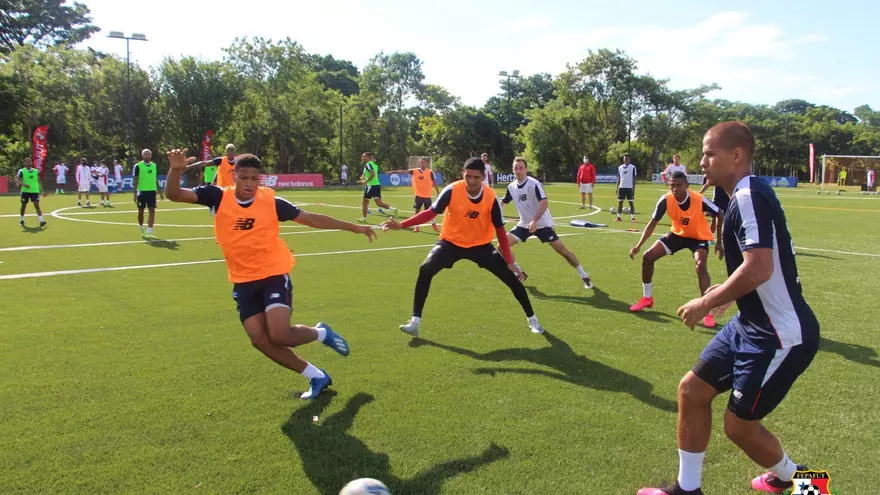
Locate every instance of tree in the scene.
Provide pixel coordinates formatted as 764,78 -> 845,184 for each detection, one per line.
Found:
307,53 -> 360,97
419,105 -> 503,179
0,0 -> 98,54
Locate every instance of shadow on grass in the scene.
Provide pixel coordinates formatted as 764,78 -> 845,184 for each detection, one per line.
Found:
410,331 -> 677,413
20,224 -> 46,234
820,336 -> 880,368
796,251 -> 841,260
282,391 -> 509,495
144,238 -> 180,250
525,286 -> 678,324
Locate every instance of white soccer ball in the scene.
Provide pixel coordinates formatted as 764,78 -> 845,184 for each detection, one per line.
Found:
609,207 -> 617,214
826,191 -> 830,195
622,207 -> 631,214
816,190 -> 821,194
339,478 -> 391,495
836,191 -> 841,195
802,485 -> 821,495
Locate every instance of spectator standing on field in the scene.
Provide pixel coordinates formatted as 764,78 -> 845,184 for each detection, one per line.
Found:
576,156 -> 596,209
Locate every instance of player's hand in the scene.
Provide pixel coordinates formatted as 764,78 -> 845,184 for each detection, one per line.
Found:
508,263 -> 525,281
715,242 -> 724,260
133,194 -> 137,204
677,297 -> 710,330
353,224 -> 376,242
166,149 -> 196,171
629,246 -> 640,260
382,218 -> 402,232
527,220 -> 538,233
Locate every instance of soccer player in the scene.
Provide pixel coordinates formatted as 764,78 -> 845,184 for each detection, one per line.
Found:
214,144 -> 237,188
576,156 -> 596,209
638,122 -> 819,495
357,152 -> 397,222
340,163 -> 348,186
382,157 -> 544,337
838,167 -> 847,188
385,157 -> 441,232
503,157 -> 592,289
133,149 -> 159,237
75,158 -> 92,207
52,161 -> 69,194
200,154 -> 217,185
15,158 -> 46,227
480,153 -> 495,187
867,166 -> 875,193
113,159 -> 125,193
164,149 -> 375,399
628,171 -> 722,328
616,153 -> 637,222
661,154 -> 687,183
699,177 -> 730,239
93,159 -> 110,206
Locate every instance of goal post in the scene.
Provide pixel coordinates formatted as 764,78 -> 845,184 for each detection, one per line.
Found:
819,155 -> 880,194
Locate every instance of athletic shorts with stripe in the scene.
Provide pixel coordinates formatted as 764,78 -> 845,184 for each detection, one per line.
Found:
232,273 -> 293,322
692,315 -> 818,420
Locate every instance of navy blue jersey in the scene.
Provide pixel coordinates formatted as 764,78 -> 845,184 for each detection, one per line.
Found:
723,176 -> 819,349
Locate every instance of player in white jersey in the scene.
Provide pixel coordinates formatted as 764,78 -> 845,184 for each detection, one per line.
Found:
480,153 -> 494,186
502,157 -> 593,289
661,154 -> 687,183
75,158 -> 92,207
93,160 -> 110,206
616,153 -> 637,222
52,162 -> 68,194
113,160 -> 124,193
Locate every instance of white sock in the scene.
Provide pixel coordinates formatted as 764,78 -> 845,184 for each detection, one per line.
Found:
20,215 -> 24,222
301,363 -> 325,380
38,215 -> 44,221
146,227 -> 152,234
617,214 -> 622,219
677,449 -> 705,491
315,326 -> 327,342
631,214 -> 635,220
139,224 -> 144,232
575,265 -> 588,278
643,283 -> 653,298
527,314 -> 538,325
769,452 -> 797,482
411,316 -> 421,324
514,261 -> 522,270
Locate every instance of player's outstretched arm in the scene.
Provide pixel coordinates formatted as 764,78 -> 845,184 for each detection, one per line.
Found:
629,219 -> 659,259
294,210 -> 376,242
164,149 -> 199,204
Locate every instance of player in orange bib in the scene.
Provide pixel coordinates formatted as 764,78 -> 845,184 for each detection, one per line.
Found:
382,157 -> 544,337
386,156 -> 441,232
164,149 -> 376,400
213,143 -> 237,188
628,171 -> 724,328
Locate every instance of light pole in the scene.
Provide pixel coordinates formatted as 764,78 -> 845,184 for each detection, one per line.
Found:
108,31 -> 147,167
498,70 -> 520,162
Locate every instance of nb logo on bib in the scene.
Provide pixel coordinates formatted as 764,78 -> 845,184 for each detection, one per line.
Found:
682,218 -> 690,225
464,209 -> 480,219
233,218 -> 256,230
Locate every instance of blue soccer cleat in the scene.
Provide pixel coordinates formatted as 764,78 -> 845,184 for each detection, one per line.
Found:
318,322 -> 349,357
300,370 -> 332,400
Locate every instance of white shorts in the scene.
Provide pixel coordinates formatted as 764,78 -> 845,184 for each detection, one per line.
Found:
56,177 -> 66,184
579,183 -> 594,193
78,182 -> 90,192
97,182 -> 108,193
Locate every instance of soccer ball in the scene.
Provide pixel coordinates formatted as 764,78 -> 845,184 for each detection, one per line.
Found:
339,478 -> 391,495
836,191 -> 841,195
622,207 -> 631,214
826,191 -> 830,195
609,207 -> 617,214
816,190 -> 821,194
802,485 -> 821,495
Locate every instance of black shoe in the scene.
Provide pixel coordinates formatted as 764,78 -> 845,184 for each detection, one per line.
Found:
638,481 -> 704,495
40,221 -> 47,227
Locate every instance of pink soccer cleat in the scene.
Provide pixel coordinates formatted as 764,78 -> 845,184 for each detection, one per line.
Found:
630,296 -> 655,312
414,225 -> 420,233
702,314 -> 717,328
750,472 -> 793,494
432,223 -> 440,232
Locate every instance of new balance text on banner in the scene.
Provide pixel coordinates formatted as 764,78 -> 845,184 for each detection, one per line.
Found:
379,172 -> 444,187
32,125 -> 49,177
652,173 -> 706,184
758,176 -> 799,188
260,174 -> 324,188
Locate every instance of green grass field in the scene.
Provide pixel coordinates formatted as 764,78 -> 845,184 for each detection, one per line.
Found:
1,183 -> 878,494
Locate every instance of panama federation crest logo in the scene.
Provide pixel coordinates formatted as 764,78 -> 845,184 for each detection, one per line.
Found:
783,469 -> 836,495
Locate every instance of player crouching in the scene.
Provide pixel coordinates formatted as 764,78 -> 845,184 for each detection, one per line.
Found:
628,171 -> 723,328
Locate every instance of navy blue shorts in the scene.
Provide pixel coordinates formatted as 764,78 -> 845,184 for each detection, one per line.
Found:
712,186 -> 730,212
618,187 -> 634,200
21,193 -> 40,204
510,226 -> 559,244
414,196 -> 432,210
363,185 -> 382,199
693,315 -> 818,420
659,233 -> 709,255
231,273 -> 293,323
137,191 -> 157,209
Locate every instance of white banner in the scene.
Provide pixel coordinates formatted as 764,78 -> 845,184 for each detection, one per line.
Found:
652,173 -> 705,184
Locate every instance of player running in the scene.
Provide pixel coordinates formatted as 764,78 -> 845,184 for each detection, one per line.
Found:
616,153 -> 637,222
638,122 -> 820,495
52,161 -> 69,194
357,152 -> 397,222
383,157 -> 544,337
628,171 -> 722,327
133,149 -> 159,238
75,158 -> 92,207
15,158 -> 46,227
502,157 -> 592,289
164,149 -> 375,399
386,157 -> 441,233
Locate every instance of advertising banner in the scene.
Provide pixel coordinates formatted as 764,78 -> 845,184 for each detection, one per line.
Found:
32,125 -> 49,178
260,174 -> 324,188
379,172 -> 444,187
758,176 -> 798,188
652,173 -> 706,184
201,129 -> 214,160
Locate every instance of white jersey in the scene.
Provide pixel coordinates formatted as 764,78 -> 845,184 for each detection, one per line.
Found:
483,163 -> 493,184
341,165 -> 348,179
114,164 -> 124,180
53,164 -> 68,181
868,170 -> 875,185
618,164 -> 637,189
664,164 -> 687,177
75,164 -> 91,184
93,166 -> 109,185
503,176 -> 554,229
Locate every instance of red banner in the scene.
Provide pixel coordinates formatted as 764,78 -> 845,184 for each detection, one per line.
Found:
201,129 -> 213,161
32,125 -> 48,177
260,174 -> 324,188
809,143 -> 815,183
0,176 -> 8,193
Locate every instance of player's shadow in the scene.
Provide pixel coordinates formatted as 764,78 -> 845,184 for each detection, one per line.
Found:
525,285 -> 677,324
144,238 -> 180,250
282,391 -> 510,495
20,225 -> 46,234
820,336 -> 880,368
410,332 -> 677,413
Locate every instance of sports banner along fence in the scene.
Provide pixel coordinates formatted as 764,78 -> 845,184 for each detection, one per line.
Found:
32,126 -> 49,178
379,172 -> 444,187
596,174 -> 619,184
809,143 -> 815,183
652,173 -> 706,184
757,176 -> 798,188
201,129 -> 214,160
260,174 -> 324,188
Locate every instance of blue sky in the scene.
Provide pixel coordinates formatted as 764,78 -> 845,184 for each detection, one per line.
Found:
80,0 -> 879,112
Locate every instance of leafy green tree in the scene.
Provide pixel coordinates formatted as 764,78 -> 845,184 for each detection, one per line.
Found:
0,0 -> 98,53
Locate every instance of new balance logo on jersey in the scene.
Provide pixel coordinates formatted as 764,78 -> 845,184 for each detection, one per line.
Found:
464,209 -> 480,219
519,193 -> 527,202
682,217 -> 690,225
233,218 -> 256,230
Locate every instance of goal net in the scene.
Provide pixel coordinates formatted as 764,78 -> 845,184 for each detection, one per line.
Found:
819,155 -> 880,194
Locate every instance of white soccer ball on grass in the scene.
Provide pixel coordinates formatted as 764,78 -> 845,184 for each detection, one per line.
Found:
339,478 -> 391,495
609,207 -> 617,214
622,207 -> 631,214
